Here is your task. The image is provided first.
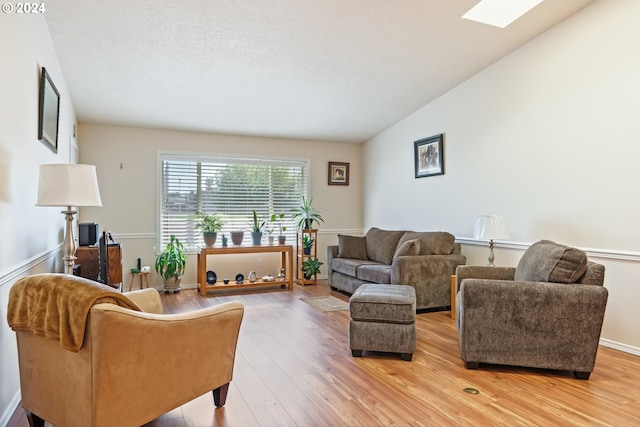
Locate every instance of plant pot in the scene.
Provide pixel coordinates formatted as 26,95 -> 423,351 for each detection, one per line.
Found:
268,235 -> 275,245
203,232 -> 217,247
251,231 -> 263,245
230,231 -> 244,246
304,219 -> 313,230
278,235 -> 286,245
304,273 -> 313,280
303,247 -> 311,255
163,276 -> 182,293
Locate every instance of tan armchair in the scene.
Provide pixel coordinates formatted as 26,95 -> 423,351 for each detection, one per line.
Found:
8,274 -> 244,427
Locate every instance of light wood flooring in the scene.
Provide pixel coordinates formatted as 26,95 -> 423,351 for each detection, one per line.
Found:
8,281 -> 640,427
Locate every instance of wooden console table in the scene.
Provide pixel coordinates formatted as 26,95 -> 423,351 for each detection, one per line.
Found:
197,245 -> 293,295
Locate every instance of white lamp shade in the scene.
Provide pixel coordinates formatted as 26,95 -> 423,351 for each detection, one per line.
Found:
473,214 -> 509,240
36,164 -> 103,207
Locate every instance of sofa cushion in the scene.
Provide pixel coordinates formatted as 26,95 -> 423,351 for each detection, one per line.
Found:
332,258 -> 379,277
515,240 -> 588,284
365,228 -> 405,265
393,239 -> 421,260
337,235 -> 368,260
357,264 -> 392,284
397,231 -> 455,255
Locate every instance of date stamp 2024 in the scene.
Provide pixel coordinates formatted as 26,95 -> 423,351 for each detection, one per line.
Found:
2,2 -> 46,14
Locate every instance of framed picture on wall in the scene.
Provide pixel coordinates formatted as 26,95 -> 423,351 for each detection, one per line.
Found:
38,67 -> 60,153
328,161 -> 349,186
414,134 -> 444,178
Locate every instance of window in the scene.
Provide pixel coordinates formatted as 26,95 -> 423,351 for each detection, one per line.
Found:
158,152 -> 309,249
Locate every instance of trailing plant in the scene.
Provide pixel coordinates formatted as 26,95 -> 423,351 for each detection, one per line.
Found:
290,196 -> 324,230
194,211 -> 223,233
154,235 -> 186,281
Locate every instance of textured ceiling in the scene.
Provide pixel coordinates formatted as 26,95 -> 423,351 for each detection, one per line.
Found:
44,0 -> 594,143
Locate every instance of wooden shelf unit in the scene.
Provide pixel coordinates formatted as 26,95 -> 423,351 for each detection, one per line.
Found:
296,229 -> 318,286
197,244 -> 293,295
75,243 -> 123,290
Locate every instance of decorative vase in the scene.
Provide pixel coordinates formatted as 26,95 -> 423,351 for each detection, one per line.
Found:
231,231 -> 244,246
203,232 -> 217,247
248,270 -> 257,282
251,231 -> 262,246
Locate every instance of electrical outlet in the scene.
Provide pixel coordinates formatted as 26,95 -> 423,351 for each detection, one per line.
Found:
257,258 -> 263,267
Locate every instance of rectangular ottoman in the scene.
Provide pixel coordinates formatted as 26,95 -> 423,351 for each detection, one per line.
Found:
349,283 -> 416,361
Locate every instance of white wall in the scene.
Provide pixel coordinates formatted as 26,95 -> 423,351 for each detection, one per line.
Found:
0,12 -> 77,427
78,124 -> 363,287
364,0 -> 640,353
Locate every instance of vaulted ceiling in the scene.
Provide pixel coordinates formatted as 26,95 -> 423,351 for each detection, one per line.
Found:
45,0 -> 594,143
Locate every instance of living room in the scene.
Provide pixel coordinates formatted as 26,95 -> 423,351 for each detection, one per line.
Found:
2,0 -> 640,425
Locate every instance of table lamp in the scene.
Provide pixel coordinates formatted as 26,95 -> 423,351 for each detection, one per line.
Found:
473,214 -> 509,266
37,164 -> 103,274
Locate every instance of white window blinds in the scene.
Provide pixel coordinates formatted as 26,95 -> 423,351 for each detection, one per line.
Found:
158,153 -> 309,249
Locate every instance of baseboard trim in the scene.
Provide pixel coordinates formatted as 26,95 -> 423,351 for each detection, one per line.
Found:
600,338 -> 640,356
0,390 -> 21,427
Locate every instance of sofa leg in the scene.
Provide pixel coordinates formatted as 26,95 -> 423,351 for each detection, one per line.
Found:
25,410 -> 45,427
574,371 -> 591,380
213,383 -> 230,407
400,353 -> 413,361
351,349 -> 363,357
464,361 -> 479,370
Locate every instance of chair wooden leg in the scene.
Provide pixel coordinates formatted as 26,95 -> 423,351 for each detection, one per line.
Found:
25,410 -> 45,427
213,383 -> 230,407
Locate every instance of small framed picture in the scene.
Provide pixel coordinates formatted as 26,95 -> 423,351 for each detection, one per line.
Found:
38,67 -> 60,153
414,134 -> 444,178
328,161 -> 349,186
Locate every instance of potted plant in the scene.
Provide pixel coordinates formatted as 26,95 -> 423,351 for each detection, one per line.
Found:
302,234 -> 315,255
270,213 -> 288,244
194,211 -> 223,247
266,227 -> 275,245
250,210 -> 265,245
291,196 -> 324,230
301,257 -> 323,280
154,234 -> 186,293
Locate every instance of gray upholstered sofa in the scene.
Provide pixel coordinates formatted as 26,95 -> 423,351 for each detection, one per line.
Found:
327,227 -> 466,310
456,240 -> 608,380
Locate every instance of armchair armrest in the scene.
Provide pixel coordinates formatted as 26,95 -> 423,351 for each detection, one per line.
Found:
455,265 -> 516,293
124,288 -> 164,314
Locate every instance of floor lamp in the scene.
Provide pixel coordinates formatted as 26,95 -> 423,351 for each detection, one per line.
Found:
473,214 -> 509,266
37,164 -> 103,275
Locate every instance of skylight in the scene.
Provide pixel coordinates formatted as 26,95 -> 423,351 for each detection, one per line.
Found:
462,0 -> 544,28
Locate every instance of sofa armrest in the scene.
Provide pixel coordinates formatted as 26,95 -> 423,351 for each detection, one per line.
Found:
455,265 -> 516,293
327,245 -> 339,285
457,279 -> 608,372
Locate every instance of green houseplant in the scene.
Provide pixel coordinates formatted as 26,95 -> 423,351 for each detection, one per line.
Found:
154,234 -> 186,293
270,213 -> 288,244
301,257 -> 323,280
302,234 -> 315,255
291,196 -> 324,230
250,210 -> 265,245
194,211 -> 223,247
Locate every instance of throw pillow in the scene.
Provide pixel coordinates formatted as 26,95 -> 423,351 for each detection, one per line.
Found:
365,228 -> 405,265
337,235 -> 368,260
514,240 -> 588,284
397,231 -> 455,255
393,239 -> 421,260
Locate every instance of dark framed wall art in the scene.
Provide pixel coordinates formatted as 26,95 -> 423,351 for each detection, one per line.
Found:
328,161 -> 349,186
38,67 -> 60,153
414,134 -> 444,178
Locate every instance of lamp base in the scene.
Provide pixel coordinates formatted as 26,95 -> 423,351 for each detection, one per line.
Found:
487,239 -> 496,267
62,207 -> 78,275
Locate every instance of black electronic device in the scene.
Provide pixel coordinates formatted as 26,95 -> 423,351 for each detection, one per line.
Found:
98,232 -> 108,284
79,223 -> 99,246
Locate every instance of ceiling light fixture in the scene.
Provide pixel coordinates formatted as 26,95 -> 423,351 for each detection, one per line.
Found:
462,0 -> 544,28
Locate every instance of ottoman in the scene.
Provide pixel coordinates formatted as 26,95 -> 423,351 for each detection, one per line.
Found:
349,284 -> 416,361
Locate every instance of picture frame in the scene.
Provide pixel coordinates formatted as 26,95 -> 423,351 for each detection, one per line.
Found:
328,161 -> 350,186
38,67 -> 60,153
414,134 -> 444,178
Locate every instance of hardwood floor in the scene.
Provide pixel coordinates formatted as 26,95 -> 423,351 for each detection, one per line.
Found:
8,281 -> 640,426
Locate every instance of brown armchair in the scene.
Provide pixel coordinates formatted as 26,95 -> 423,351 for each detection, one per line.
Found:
456,240 -> 608,380
8,274 -> 244,427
